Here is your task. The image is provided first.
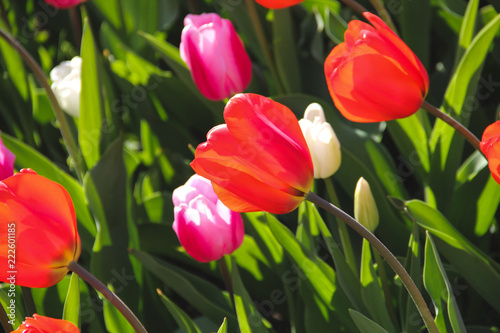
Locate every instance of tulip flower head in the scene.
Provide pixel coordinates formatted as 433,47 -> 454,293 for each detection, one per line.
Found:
191,93 -> 314,214
50,56 -> 82,118
480,120 -> 500,185
11,314 -> 80,333
44,0 -> 86,9
180,13 -> 252,101
0,137 -> 15,181
255,0 -> 305,9
324,12 -> 429,123
173,174 -> 244,262
354,177 -> 379,233
299,103 -> 341,178
0,169 -> 81,288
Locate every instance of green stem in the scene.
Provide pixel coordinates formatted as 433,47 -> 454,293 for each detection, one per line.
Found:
373,250 -> 399,326
67,261 -> 147,333
305,191 -> 439,333
337,0 -> 367,16
0,28 -> 86,180
69,6 -> 82,49
218,257 -> 235,308
324,178 -> 358,276
244,0 -> 285,94
422,100 -> 482,153
21,287 -> 36,317
0,0 -> 12,32
368,0 -> 398,33
0,299 -> 13,333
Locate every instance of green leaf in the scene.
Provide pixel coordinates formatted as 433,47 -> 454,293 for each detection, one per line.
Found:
475,175 -> 500,236
157,289 -> 202,333
423,233 -> 466,333
0,21 -> 28,101
130,249 -> 237,329
62,273 -> 80,328
404,200 -> 500,313
456,0 -> 480,65
217,318 -> 227,333
80,18 -> 104,170
349,309 -> 390,333
231,259 -> 270,333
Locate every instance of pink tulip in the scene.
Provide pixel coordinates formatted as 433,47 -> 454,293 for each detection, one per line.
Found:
172,174 -> 245,262
180,13 -> 252,101
0,137 -> 15,181
44,0 -> 86,8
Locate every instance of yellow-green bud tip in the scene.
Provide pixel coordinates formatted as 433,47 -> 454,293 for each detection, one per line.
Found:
354,177 -> 379,233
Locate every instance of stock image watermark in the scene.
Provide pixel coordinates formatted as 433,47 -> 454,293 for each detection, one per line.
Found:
6,222 -> 16,326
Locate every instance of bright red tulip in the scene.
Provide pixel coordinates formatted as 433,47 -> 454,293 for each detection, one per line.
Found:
255,0 -> 305,9
11,314 -> 79,333
0,137 -> 15,181
173,174 -> 244,262
180,13 -> 252,101
0,169 -> 81,288
44,0 -> 86,8
191,93 -> 314,214
480,120 -> 500,184
324,12 -> 429,123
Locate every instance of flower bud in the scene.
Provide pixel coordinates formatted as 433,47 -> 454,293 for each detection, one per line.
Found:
354,177 -> 379,233
50,56 -> 82,117
299,103 -> 341,179
0,137 -> 15,181
173,174 -> 245,262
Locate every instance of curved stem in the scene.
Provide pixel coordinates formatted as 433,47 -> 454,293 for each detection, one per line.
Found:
422,100 -> 482,153
244,0 -> 285,94
67,261 -> 147,333
305,191 -> 439,333
337,0 -> 367,17
368,0 -> 398,33
0,27 -> 85,180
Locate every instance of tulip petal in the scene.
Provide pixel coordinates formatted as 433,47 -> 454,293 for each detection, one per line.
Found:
12,314 -> 80,333
480,120 -> 500,184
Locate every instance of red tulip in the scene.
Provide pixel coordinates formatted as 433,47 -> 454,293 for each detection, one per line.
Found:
480,120 -> 500,184
44,0 -> 86,8
11,314 -> 79,333
180,13 -> 252,101
0,137 -> 15,181
191,93 -> 314,214
324,12 -> 429,123
173,174 -> 244,262
255,0 -> 305,9
0,169 -> 81,288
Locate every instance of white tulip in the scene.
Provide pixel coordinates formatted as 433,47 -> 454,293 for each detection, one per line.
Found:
50,56 -> 82,118
299,103 -> 341,179
354,177 -> 379,233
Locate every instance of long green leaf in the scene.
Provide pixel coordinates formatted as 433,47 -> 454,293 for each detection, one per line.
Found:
349,309 -> 390,333
157,289 -> 202,333
62,273 -> 80,328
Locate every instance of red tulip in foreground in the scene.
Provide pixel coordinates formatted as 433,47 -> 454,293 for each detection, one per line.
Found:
44,0 -> 86,8
180,13 -> 252,101
11,314 -> 79,333
324,12 -> 429,123
173,174 -> 244,262
0,137 -> 15,181
480,120 -> 500,184
255,0 -> 305,9
191,93 -> 314,214
0,169 -> 81,288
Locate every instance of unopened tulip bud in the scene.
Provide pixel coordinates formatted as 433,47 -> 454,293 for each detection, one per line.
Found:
50,56 -> 82,117
299,103 -> 341,179
354,177 -> 379,233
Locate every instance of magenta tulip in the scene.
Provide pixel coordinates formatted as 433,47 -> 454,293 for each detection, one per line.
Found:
0,137 -> 15,181
172,174 -> 245,262
180,13 -> 252,101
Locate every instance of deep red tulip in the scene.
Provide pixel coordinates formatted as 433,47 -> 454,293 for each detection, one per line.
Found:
180,13 -> 252,101
324,12 -> 429,123
0,137 -> 15,181
44,0 -> 86,8
173,174 -> 244,262
255,0 -> 305,9
11,314 -> 79,333
480,120 -> 500,184
191,93 -> 314,214
0,169 -> 81,288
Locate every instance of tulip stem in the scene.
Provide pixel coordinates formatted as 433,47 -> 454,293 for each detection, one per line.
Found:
218,257 -> 235,308
324,178 -> 358,276
0,28 -> 86,180
67,261 -> 148,333
305,191 -> 439,333
21,287 -> 37,317
0,301 -> 13,333
337,0 -> 368,17
421,101 -> 482,153
368,0 -> 398,33
244,0 -> 285,94
69,6 -> 82,50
